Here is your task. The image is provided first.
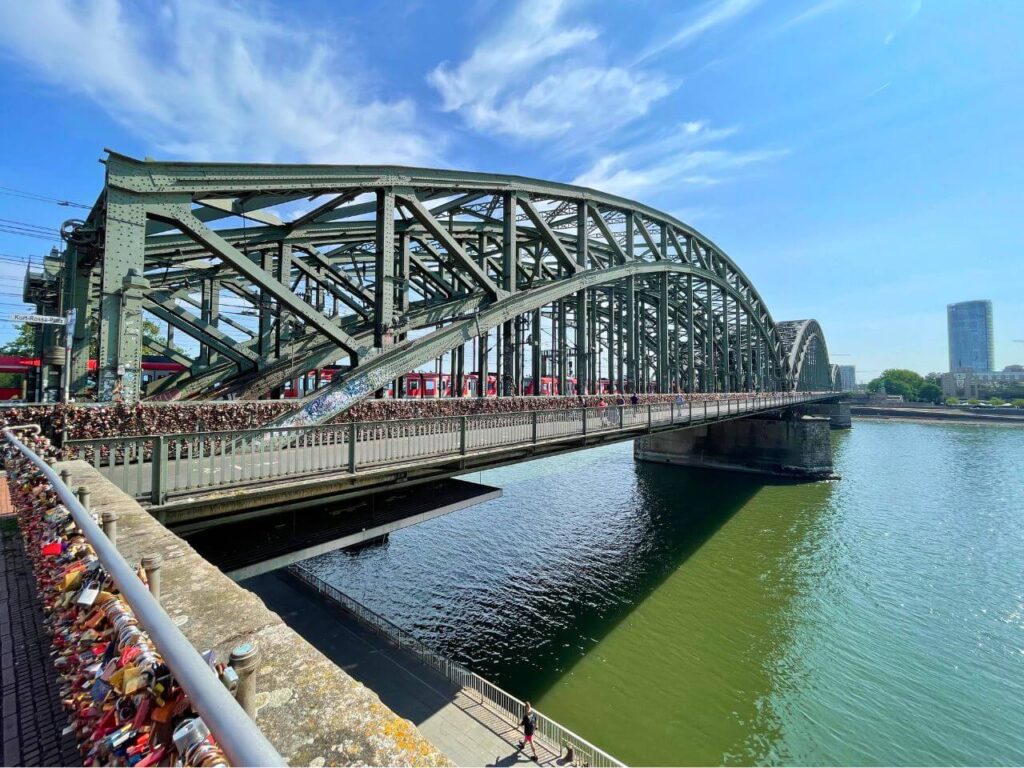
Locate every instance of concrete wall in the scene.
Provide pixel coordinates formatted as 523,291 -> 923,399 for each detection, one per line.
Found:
55,459 -> 450,767
634,414 -> 835,479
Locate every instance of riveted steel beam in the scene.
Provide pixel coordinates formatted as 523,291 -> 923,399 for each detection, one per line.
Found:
148,204 -> 367,359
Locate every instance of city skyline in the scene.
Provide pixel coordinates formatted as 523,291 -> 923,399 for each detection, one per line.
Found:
0,0 -> 1021,378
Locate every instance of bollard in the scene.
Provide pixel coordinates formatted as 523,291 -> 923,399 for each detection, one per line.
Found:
229,641 -> 261,718
76,486 -> 91,511
101,509 -> 118,548
60,469 -> 72,487
141,553 -> 162,602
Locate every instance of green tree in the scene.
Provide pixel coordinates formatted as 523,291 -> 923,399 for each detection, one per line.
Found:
142,319 -> 186,357
988,397 -> 1005,406
967,398 -> 980,405
1012,399 -> 1024,409
0,323 -> 35,356
918,382 -> 942,403
945,396 -> 959,406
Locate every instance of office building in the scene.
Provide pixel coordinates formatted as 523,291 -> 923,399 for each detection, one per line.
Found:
838,365 -> 856,391
947,300 -> 994,373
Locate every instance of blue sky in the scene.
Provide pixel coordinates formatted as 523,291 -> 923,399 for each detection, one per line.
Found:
0,0 -> 1021,380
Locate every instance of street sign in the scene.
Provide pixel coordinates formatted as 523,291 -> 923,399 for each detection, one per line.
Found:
8,313 -> 67,326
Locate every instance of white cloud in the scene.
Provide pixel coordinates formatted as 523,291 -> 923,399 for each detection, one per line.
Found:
428,0 -> 671,140
0,0 -> 438,165
636,0 -> 760,64
571,122 -> 785,199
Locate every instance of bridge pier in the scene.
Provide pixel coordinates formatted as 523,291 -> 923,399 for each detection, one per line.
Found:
800,400 -> 852,429
634,412 -> 836,480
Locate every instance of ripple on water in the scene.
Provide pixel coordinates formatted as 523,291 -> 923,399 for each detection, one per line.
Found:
306,422 -> 1024,766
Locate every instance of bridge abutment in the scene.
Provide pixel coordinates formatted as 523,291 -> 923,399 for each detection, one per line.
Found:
634,412 -> 836,480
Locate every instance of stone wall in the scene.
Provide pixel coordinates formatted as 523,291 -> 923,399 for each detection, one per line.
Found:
53,459 -> 450,767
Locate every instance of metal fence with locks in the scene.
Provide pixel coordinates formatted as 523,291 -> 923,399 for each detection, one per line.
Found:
2,426 -> 284,767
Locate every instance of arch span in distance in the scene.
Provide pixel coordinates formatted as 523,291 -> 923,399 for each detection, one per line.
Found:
59,153 -> 835,418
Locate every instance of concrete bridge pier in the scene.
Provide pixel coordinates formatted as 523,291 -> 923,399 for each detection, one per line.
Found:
800,401 -> 852,429
634,412 -> 836,480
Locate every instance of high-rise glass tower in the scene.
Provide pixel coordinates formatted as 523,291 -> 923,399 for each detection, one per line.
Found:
947,300 -> 994,372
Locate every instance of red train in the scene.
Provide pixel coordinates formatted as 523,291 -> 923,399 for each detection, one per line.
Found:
0,355 -> 187,400
0,354 -> 620,401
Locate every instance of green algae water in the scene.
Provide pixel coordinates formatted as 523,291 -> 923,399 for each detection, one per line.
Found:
305,421 -> 1024,765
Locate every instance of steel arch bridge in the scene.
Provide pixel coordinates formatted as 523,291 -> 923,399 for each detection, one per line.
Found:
43,152 -> 834,419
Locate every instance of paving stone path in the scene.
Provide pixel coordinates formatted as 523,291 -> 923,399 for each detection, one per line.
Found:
0,477 -> 81,767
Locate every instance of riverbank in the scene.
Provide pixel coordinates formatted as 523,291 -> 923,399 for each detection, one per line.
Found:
851,405 -> 1024,426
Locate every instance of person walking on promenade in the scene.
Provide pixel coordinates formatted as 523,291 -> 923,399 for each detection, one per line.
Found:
518,702 -> 539,761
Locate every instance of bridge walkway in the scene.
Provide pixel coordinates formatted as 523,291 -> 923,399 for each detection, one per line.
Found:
70,393 -> 830,509
247,570 -> 562,767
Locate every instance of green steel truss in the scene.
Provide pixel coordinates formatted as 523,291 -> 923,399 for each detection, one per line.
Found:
48,151 -> 834,415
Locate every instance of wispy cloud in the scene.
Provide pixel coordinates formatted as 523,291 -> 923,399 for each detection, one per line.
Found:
635,0 -> 760,64
775,0 -> 847,34
428,0 -> 671,140
0,0 -> 438,165
571,122 -> 786,200
884,0 -> 923,44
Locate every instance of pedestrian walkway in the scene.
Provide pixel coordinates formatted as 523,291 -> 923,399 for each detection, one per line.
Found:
247,570 -> 564,767
0,516 -> 81,766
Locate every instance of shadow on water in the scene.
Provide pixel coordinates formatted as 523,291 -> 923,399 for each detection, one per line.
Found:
463,458 -> 769,703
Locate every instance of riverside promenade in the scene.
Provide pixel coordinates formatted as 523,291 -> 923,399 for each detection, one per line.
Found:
249,570 -> 566,767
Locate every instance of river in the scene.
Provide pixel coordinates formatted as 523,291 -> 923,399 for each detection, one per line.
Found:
301,421 -> 1024,765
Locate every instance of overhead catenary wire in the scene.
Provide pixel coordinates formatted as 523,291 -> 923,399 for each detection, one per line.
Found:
0,184 -> 91,209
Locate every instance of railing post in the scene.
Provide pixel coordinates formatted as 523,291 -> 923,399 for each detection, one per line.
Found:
347,422 -> 357,472
531,410 -> 538,443
77,485 -> 91,512
581,408 -> 587,436
142,553 -> 162,602
151,435 -> 167,506
59,468 -> 71,487
229,641 -> 261,719
671,401 -> 675,424
618,405 -> 624,430
647,404 -> 652,432
101,510 -> 118,548
460,416 -> 468,454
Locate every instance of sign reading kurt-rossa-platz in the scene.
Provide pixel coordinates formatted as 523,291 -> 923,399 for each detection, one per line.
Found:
8,312 -> 67,326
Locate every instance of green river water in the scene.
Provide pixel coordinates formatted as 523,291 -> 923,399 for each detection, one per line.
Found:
307,420 -> 1024,765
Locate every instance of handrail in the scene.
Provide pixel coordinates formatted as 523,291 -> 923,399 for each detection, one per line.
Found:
2,428 -> 286,767
63,392 -> 829,503
66,391 -> 830,446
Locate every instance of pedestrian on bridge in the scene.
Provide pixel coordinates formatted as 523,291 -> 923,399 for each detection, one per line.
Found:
518,702 -> 539,761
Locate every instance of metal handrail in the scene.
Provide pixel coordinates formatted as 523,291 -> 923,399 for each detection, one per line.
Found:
2,428 -> 286,767
67,391 -> 826,446
290,564 -> 625,768
64,392 -> 828,503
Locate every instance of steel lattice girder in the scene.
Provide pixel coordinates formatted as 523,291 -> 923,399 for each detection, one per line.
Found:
62,151 -> 832,407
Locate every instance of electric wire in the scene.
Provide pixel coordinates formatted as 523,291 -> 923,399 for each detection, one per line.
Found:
0,185 -> 91,210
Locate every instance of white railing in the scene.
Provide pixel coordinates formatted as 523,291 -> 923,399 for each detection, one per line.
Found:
289,564 -> 626,768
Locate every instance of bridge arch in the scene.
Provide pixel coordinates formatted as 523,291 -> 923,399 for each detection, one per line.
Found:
54,152 -> 831,418
777,319 -> 834,391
